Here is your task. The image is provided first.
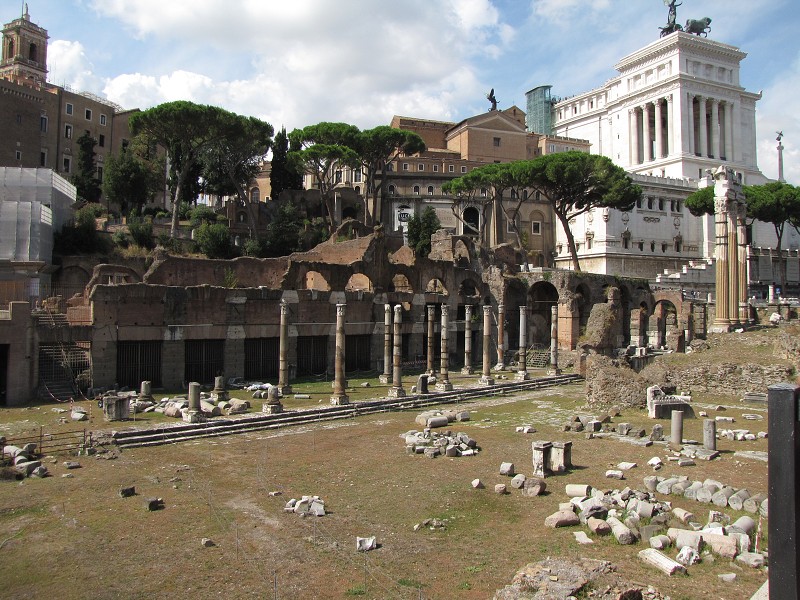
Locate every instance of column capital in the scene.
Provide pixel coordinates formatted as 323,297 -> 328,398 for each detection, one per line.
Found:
441,304 -> 449,317
427,304 -> 435,317
280,299 -> 288,316
393,304 -> 402,320
336,303 -> 346,317
384,303 -> 391,314
465,304 -> 473,318
666,94 -> 674,103
483,305 -> 492,316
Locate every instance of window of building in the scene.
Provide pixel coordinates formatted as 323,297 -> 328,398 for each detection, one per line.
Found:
15,150 -> 22,161
622,233 -> 631,249
511,189 -> 518,199
531,221 -> 542,235
661,243 -> 668,253
402,163 -> 409,171
650,241 -> 656,252
66,103 -> 73,115
586,237 -> 593,250
647,197 -> 653,209
507,216 -> 519,233
418,163 -> 424,171
549,144 -> 555,153
85,108 -> 92,120
461,166 -> 467,173
63,156 -> 71,173
523,190 -> 529,200
353,170 -> 362,183
40,115 -> 48,133
100,114 -> 107,126
448,164 -> 454,173
98,134 -> 105,147
97,166 -> 103,181
250,187 -> 260,203
388,185 -> 395,195
480,188 -> 487,197
427,186 -> 434,195
40,150 -> 47,167
65,124 -> 73,139
493,137 -> 501,147
636,198 -> 642,209
413,185 -> 420,195
675,201 -> 682,212
386,163 -> 394,172
658,199 -> 664,211
674,238 -> 682,252
432,165 -> 438,172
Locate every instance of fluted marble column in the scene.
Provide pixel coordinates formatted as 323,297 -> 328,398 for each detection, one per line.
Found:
379,304 -> 391,384
723,101 -> 733,160
698,96 -> 708,157
710,99 -> 720,158
436,305 -> 453,391
278,300 -> 292,395
654,99 -> 663,159
330,303 -> 349,405
480,306 -> 494,386
515,305 -> 529,381
666,95 -> 674,156
461,305 -> 474,374
643,103 -> 652,162
426,305 -> 436,375
737,201 -> 749,323
629,109 -> 640,165
495,303 -> 505,370
687,93 -> 695,155
388,305 -> 406,398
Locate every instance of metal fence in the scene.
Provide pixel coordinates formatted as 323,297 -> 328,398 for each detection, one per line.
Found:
3,427 -> 88,456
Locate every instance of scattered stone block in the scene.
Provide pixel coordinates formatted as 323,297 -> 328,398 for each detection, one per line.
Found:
605,469 -> 625,480
356,536 -> 377,552
718,573 -> 737,583
565,484 -> 592,497
510,474 -> 526,489
743,493 -> 767,514
672,508 -> 694,524
63,461 -> 81,470
676,546 -> 700,566
587,517 -> 611,536
201,538 -> 215,547
736,552 -> 766,568
639,548 -> 687,576
499,462 -> 515,476
119,486 -> 136,498
144,497 -> 164,511
617,462 -> 637,471
521,478 -> 546,497
649,535 -> 672,550
606,516 -> 636,544
494,484 -> 508,495
471,479 -> 484,489
544,510 -> 579,528
573,531 -> 594,545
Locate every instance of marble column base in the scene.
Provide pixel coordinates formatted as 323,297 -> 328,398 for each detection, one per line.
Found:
277,384 -> 292,396
182,410 -> 204,423
435,381 -> 453,392
330,394 -> 350,405
378,374 -> 391,384
515,371 -> 530,381
262,403 -> 284,414
387,387 -> 406,398
460,366 -> 474,375
479,376 -> 495,386
547,367 -> 562,376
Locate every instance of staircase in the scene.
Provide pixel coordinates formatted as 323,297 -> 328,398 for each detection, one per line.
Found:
526,344 -> 551,368
655,257 -> 715,289
34,308 -> 93,402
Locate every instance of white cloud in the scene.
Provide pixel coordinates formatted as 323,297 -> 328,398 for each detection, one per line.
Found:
47,40 -> 104,93
755,53 -> 800,184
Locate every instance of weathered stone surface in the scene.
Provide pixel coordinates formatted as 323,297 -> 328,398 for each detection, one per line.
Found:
743,493 -> 767,514
649,534 -> 671,550
736,552 -> 766,568
544,510 -> 579,528
119,486 -> 136,498
676,546 -> 700,566
494,484 -> 508,495
606,516 -> 636,544
521,478 -> 546,497
573,531 -> 594,545
201,538 -> 215,547
144,497 -> 164,511
638,548 -> 687,576
499,462 -> 515,476
587,517 -> 611,536
510,474 -> 526,489
672,508 -> 694,524
471,478 -> 484,489
565,484 -> 592,497
605,469 -> 624,480
356,536 -> 377,552
711,486 -> 736,507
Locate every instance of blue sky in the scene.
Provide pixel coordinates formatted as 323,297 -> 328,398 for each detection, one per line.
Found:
5,0 -> 798,181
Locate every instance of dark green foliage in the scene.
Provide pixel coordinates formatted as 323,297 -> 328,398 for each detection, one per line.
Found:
54,206 -> 105,255
194,222 -> 235,259
102,137 -> 163,216
189,204 -> 219,226
70,133 -> 102,203
685,186 -> 714,216
269,127 -> 301,200
407,206 -> 441,257
127,218 -> 155,249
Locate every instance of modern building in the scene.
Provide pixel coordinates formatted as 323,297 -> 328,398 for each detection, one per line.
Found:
528,30 -> 798,291
1,8 -> 131,195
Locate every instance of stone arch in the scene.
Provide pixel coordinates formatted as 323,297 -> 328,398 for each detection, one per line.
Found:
305,270 -> 331,292
342,205 -> 358,220
457,277 -> 481,301
345,273 -> 373,293
504,279 -> 528,359
528,281 -> 558,345
389,273 -> 413,294
462,206 -> 480,235
652,299 -> 679,349
425,278 -> 449,296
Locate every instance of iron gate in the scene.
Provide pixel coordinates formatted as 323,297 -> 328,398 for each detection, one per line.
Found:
185,339 -> 225,384
296,336 -> 328,376
117,340 -> 163,388
244,337 -> 279,380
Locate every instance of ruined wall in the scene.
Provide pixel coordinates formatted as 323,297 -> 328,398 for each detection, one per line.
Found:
0,302 -> 35,405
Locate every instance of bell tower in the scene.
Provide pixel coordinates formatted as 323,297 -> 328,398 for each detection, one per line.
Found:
1,4 -> 49,86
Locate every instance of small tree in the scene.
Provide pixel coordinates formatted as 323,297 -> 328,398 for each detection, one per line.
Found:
103,139 -> 163,216
270,127 -> 302,200
71,132 -> 102,203
407,206 -> 441,257
194,222 -> 235,259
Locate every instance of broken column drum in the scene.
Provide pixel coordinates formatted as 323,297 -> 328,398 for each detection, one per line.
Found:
703,418 -> 717,451
496,303 -> 505,369
516,305 -> 529,381
188,382 -> 201,412
139,380 -> 153,402
671,410 -> 684,446
461,305 -> 473,374
388,304 -> 406,398
436,305 -> 453,391
426,305 -> 436,375
278,300 -> 292,395
379,303 -> 392,384
480,305 -> 494,386
330,303 -> 349,405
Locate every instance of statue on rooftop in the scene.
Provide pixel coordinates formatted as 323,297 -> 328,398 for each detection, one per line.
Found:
659,0 -> 683,37
486,88 -> 498,111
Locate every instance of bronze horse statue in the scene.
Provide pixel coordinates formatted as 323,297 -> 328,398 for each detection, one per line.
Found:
684,17 -> 711,36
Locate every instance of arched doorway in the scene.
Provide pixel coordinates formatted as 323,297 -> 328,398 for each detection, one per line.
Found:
463,206 -> 480,236
529,281 -> 559,345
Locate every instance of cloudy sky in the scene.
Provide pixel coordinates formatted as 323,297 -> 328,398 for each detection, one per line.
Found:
6,0 -> 798,181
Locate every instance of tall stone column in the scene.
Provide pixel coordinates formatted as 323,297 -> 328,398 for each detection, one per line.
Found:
495,303 -> 505,370
687,93 -> 695,155
186,381 -> 202,423
711,166 -> 745,331
723,101 -> 734,161
436,305 -> 453,391
728,198 -> 740,326
461,305 -> 474,375
388,305 -> 406,398
515,305 -> 529,381
629,109 -> 640,165
330,303 -> 349,405
278,300 -> 292,395
426,305 -> 436,375
642,103 -> 652,162
379,303 -> 391,384
737,201 -> 749,323
698,96 -> 708,157
654,99 -> 663,159
666,94 -> 674,156
480,306 -> 494,386
549,304 -> 561,375
710,98 -> 720,158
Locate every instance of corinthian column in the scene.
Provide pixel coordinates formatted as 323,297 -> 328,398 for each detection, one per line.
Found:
629,109 -> 640,165
426,305 -> 436,375
496,303 -> 505,370
480,306 -> 494,386
379,304 -> 391,384
461,305 -> 474,374
723,101 -> 733,160
737,201 -> 749,323
687,93 -> 695,155
436,305 -> 453,391
666,94 -> 674,156
330,303 -> 349,405
278,300 -> 292,395
388,305 -> 406,398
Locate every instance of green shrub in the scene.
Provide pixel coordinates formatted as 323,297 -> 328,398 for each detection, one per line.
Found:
54,206 -> 106,255
194,222 -> 235,259
189,204 -> 218,226
128,219 -> 154,249
112,230 -> 129,248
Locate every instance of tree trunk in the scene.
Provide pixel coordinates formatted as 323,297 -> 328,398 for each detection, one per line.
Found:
556,212 -> 582,272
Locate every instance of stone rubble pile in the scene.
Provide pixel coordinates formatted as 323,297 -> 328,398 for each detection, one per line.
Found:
1,440 -> 48,478
284,495 -> 326,517
413,517 -> 449,531
718,428 -> 767,441
401,429 -> 480,458
543,479 -> 768,577
124,395 -> 253,419
414,409 -> 470,428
